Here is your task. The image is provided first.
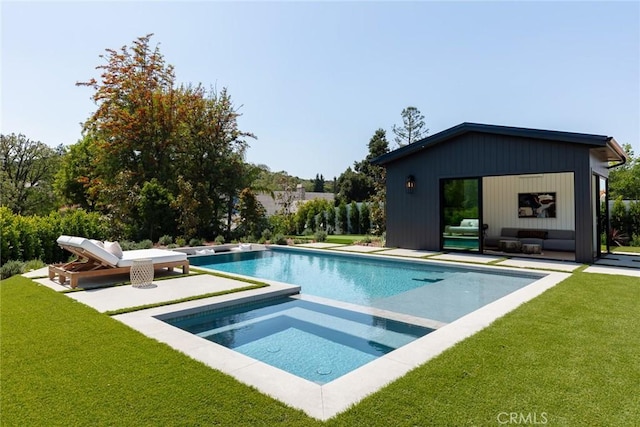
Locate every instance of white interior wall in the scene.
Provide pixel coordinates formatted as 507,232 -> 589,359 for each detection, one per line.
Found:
483,172 -> 575,236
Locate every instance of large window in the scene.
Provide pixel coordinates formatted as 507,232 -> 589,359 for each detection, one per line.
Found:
441,178 -> 481,251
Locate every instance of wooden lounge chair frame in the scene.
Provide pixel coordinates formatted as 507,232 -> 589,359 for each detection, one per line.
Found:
49,240 -> 189,289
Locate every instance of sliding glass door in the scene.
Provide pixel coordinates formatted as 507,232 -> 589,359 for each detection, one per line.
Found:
594,175 -> 608,258
441,178 -> 481,252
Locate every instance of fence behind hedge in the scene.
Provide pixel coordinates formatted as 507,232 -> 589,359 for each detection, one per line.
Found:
0,207 -> 109,265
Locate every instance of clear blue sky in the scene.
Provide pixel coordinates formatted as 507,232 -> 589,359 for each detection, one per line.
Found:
2,1 -> 639,179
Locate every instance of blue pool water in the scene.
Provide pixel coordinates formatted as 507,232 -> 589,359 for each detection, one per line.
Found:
163,297 -> 432,384
190,248 -> 543,323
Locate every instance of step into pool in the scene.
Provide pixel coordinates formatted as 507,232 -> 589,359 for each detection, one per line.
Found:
163,297 -> 433,384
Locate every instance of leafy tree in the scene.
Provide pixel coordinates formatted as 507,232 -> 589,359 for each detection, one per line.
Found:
0,133 -> 61,215
249,165 -> 305,192
338,200 -> 348,234
236,188 -> 267,239
355,129 -> 389,181
54,136 -> 99,209
171,177 -> 200,240
137,179 -> 174,241
73,34 -> 254,240
608,144 -> 640,200
360,129 -> 389,234
77,34 -> 178,187
337,129 -> 390,205
392,106 -> 428,147
336,167 -> 372,203
349,201 -> 360,234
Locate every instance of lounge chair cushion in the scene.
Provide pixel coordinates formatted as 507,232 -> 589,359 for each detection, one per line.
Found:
104,241 -> 124,258
116,249 -> 188,268
57,235 -> 189,268
90,239 -> 105,248
57,235 -> 120,266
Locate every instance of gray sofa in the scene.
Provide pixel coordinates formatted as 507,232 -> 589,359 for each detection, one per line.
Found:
485,228 -> 575,252
446,219 -> 480,236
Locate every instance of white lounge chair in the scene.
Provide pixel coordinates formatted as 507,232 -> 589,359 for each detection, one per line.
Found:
48,235 -> 189,288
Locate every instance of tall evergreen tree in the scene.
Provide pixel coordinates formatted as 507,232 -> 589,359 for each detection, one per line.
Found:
392,106 -> 428,147
236,188 -> 267,239
313,173 -> 325,192
355,128 -> 389,190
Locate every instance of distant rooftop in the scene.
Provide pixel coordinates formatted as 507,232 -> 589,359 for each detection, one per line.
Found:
257,187 -> 334,216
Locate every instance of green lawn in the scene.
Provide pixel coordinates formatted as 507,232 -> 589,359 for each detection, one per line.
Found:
324,235 -> 370,244
2,272 -> 639,426
611,245 -> 640,254
286,234 -> 372,245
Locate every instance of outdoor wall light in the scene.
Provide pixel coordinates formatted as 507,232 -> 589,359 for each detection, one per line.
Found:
405,175 -> 416,193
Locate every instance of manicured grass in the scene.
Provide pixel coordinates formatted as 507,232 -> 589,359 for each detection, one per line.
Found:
324,235 -> 369,244
1,276 -> 316,426
2,272 -> 639,425
286,234 -> 380,245
612,245 -> 640,254
335,272 -> 640,426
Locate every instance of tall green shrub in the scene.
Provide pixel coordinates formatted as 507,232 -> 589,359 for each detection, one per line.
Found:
0,207 -> 20,262
338,201 -> 348,234
326,206 -> 336,231
628,200 -> 640,244
306,209 -> 317,232
360,202 -> 371,234
0,208 -> 108,265
294,203 -> 308,234
610,197 -> 628,235
349,201 -> 360,234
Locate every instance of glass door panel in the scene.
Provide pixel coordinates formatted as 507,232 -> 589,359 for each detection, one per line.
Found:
598,176 -> 608,256
442,178 -> 480,251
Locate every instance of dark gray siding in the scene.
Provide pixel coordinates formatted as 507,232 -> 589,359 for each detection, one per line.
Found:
590,150 -> 612,177
385,132 -> 599,262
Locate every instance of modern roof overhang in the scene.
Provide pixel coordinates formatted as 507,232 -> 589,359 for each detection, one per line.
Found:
371,122 -> 628,167
599,137 -> 627,168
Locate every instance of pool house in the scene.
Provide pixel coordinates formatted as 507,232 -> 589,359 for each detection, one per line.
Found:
371,122 -> 628,264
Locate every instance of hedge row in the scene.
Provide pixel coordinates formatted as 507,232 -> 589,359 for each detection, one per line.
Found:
0,207 -> 109,265
609,198 -> 640,245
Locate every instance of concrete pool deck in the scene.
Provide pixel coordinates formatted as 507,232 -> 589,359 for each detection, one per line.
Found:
24,249 -> 639,420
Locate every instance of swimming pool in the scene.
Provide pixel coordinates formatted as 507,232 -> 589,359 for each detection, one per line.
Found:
164,296 -> 433,384
190,248 -> 544,323
122,248 -> 566,419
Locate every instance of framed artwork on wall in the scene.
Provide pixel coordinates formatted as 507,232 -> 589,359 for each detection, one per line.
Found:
518,192 -> 556,218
